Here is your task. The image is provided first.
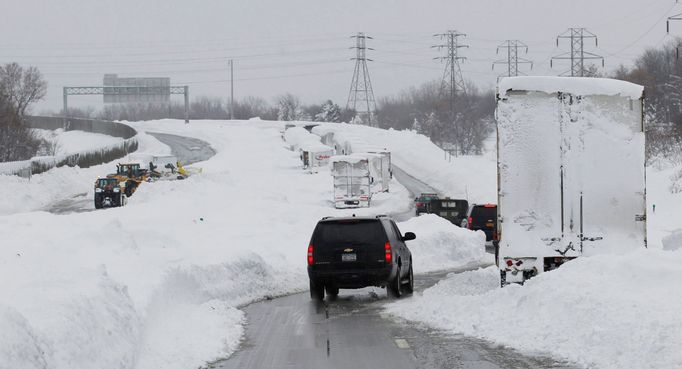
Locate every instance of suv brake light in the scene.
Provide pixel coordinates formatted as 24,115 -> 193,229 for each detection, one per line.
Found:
468,216 -> 473,230
384,242 -> 392,263
307,244 -> 314,266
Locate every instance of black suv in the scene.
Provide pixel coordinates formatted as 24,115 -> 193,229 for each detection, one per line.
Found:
307,215 -> 415,300
462,204 -> 498,243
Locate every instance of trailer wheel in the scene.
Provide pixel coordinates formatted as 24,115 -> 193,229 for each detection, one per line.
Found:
500,270 -> 506,288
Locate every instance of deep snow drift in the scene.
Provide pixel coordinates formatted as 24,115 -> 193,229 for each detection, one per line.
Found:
388,249 -> 682,369
0,119 -> 489,369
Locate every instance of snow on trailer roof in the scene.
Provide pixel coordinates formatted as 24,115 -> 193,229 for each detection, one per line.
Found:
330,153 -> 383,164
498,76 -> 644,99
298,140 -> 333,153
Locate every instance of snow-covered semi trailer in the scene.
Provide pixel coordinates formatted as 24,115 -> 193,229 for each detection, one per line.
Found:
496,76 -> 646,286
331,153 -> 386,208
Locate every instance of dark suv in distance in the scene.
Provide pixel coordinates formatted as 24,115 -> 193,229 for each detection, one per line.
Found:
414,193 -> 439,215
307,215 -> 415,300
462,204 -> 498,244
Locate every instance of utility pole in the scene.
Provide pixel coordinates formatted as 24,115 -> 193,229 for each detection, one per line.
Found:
229,59 -> 235,120
492,40 -> 533,79
346,32 -> 377,126
433,30 -> 468,119
551,28 -> 604,77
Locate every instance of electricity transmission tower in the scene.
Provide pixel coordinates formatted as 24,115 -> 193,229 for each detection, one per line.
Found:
667,1 -> 682,58
667,0 -> 682,33
433,30 -> 468,116
551,28 -> 604,77
346,32 -> 377,126
492,40 -> 533,79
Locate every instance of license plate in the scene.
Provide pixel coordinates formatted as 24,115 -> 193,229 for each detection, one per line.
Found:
486,222 -> 494,227
342,253 -> 357,262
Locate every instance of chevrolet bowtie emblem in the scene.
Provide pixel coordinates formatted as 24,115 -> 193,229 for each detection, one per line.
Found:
344,248 -> 354,252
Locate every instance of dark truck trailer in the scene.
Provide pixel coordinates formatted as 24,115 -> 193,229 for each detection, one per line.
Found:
429,199 -> 469,226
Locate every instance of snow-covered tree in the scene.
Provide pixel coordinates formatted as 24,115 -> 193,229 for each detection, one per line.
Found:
276,93 -> 303,121
315,100 -> 342,122
411,117 -> 423,133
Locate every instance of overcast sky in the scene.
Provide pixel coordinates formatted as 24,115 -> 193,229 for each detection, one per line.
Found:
1,0 -> 679,112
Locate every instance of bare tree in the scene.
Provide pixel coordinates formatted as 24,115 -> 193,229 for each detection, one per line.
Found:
0,63 -> 46,162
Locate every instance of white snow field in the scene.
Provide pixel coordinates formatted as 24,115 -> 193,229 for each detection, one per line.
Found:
0,119 -> 488,369
4,117 -> 682,369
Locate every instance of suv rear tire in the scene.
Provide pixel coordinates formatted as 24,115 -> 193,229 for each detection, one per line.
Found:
389,265 -> 403,298
325,285 -> 339,299
404,265 -> 414,294
310,279 -> 324,300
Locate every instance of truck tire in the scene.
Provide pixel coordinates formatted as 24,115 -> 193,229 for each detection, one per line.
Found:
310,279 -> 324,301
389,265 -> 402,298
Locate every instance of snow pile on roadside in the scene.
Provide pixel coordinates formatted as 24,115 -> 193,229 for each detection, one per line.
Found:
33,128 -> 125,155
387,249 -> 682,369
0,119 -> 423,369
312,123 -> 496,203
0,132 -> 167,215
397,214 -> 491,273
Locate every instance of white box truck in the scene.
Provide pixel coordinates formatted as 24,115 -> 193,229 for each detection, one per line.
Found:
496,76 -> 646,286
331,153 -> 387,208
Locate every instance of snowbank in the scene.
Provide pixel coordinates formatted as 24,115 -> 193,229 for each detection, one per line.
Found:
397,214 -> 491,273
33,128 -> 125,155
387,249 -> 682,369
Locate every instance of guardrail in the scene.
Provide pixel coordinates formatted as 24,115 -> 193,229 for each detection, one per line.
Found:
0,116 -> 139,178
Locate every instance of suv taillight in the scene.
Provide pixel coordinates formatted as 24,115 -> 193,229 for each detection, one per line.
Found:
468,216 -> 473,230
307,245 -> 314,266
384,242 -> 392,263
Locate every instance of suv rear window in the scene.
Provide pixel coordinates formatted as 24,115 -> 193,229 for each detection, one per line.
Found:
471,206 -> 496,220
312,220 -> 387,249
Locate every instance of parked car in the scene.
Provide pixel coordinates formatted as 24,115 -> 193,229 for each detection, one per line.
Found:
429,198 -> 469,226
462,204 -> 497,243
414,193 -> 439,215
307,215 -> 415,300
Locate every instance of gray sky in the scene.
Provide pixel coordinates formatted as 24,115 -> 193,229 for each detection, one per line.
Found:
0,0 -> 679,112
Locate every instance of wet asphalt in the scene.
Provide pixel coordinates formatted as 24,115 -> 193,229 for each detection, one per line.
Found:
214,266 -> 576,369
